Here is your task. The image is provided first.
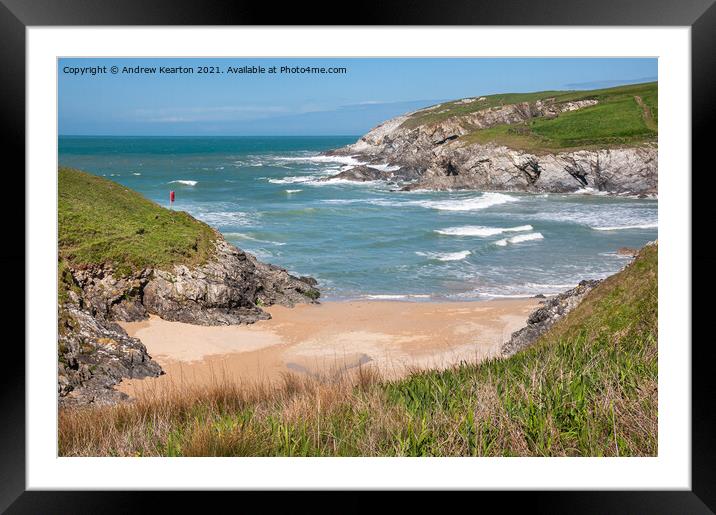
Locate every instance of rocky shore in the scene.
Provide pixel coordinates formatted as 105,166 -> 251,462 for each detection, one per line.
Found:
501,280 -> 601,357
59,233 -> 320,406
324,96 -> 657,196
501,240 -> 656,357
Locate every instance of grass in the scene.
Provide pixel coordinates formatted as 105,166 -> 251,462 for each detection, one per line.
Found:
59,244 -> 657,457
58,167 -> 217,278
403,81 -> 658,152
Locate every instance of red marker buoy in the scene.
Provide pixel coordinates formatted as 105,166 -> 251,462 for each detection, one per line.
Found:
170,190 -> 175,209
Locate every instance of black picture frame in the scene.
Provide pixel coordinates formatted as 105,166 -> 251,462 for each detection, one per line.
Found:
2,0 -> 711,511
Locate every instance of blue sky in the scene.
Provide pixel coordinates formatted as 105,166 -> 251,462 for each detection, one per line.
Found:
58,58 -> 657,136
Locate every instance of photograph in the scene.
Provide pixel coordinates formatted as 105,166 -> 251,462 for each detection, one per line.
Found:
56,57 -> 659,458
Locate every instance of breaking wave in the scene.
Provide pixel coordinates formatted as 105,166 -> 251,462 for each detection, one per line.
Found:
494,233 -> 544,246
415,192 -> 518,211
435,225 -> 533,237
592,223 -> 658,231
268,176 -> 320,185
416,250 -> 472,261
274,154 -> 365,166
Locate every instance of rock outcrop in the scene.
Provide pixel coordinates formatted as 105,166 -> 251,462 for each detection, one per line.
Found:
59,235 -> 320,405
58,303 -> 162,405
501,280 -> 601,357
325,96 -> 657,196
142,239 -> 319,325
399,145 -> 656,194
319,165 -> 396,183
68,237 -> 320,327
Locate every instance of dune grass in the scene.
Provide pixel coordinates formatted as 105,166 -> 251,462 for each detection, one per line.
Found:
404,82 -> 658,152
58,244 -> 657,457
58,167 -> 217,278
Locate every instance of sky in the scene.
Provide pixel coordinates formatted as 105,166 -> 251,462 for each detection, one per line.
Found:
58,58 -> 657,136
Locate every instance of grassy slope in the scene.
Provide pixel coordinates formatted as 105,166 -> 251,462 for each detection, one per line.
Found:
402,82 -> 658,152
59,244 -> 657,457
58,167 -> 217,280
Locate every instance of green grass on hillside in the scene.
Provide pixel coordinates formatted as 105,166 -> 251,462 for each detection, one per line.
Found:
404,82 -> 658,152
59,244 -> 657,457
58,167 -> 217,278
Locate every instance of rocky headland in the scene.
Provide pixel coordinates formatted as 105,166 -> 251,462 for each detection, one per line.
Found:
323,82 -> 658,196
60,235 -> 319,406
58,168 -> 319,406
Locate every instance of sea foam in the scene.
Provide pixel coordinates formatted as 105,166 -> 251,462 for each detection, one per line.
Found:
370,163 -> 401,172
435,225 -> 533,237
275,154 -> 365,166
224,232 -> 285,246
416,192 -> 518,211
494,233 -> 544,246
169,180 -> 198,186
592,223 -> 658,231
268,176 -> 319,184
416,250 -> 471,261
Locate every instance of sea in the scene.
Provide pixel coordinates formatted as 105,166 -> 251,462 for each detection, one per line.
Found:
58,136 -> 658,301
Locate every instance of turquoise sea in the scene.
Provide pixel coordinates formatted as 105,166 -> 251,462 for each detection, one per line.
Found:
58,136 -> 658,301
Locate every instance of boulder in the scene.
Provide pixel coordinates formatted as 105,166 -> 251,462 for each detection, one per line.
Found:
320,165 -> 396,183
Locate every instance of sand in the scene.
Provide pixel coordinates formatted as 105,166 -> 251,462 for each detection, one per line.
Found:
117,299 -> 538,397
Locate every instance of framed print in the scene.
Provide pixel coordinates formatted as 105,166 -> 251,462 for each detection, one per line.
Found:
3,0 -> 713,511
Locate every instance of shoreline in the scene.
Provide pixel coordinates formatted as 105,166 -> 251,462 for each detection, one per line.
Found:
117,298 -> 539,397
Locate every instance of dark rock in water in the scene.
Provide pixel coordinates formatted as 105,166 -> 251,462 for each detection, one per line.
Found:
320,165 -> 395,182
533,293 -> 546,299
59,236 -> 321,405
58,304 -> 162,406
617,247 -> 639,257
501,280 -> 600,357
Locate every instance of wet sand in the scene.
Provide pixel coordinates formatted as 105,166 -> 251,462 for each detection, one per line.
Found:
117,299 -> 538,396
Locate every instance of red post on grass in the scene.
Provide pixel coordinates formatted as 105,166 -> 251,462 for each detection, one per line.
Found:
170,190 -> 175,209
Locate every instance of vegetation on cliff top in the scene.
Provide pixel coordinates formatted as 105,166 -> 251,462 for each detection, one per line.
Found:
403,81 -> 658,152
59,243 -> 657,457
58,167 -> 217,278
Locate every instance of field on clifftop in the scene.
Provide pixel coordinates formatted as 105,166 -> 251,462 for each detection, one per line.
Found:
405,81 -> 658,152
59,244 -> 657,457
58,167 -> 217,282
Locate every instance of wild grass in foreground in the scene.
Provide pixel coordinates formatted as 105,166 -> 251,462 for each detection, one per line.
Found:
59,245 -> 657,457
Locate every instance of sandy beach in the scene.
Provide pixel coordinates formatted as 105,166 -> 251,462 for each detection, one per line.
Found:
117,299 -> 538,397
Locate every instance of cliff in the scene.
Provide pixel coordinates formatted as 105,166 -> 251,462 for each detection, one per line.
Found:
326,82 -> 658,196
58,168 -> 319,405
